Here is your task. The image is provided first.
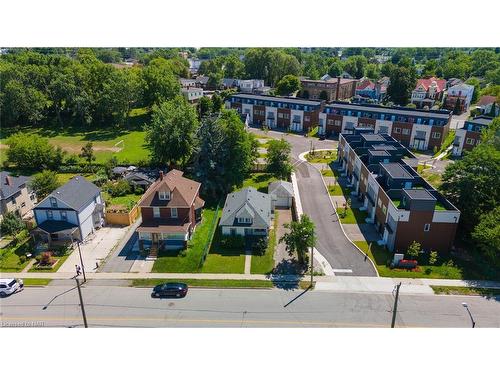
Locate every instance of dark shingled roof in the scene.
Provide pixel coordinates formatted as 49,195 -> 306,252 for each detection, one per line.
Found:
37,220 -> 78,234
0,171 -> 30,200
46,176 -> 100,212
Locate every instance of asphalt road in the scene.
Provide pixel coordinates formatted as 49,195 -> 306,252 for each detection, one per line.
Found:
2,285 -> 499,328
248,127 -> 377,276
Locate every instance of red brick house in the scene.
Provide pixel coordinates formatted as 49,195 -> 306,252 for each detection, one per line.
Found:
136,169 -> 204,255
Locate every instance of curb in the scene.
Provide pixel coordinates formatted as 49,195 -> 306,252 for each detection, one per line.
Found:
300,150 -> 380,277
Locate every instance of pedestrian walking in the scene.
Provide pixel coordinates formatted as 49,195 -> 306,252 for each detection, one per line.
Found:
75,264 -> 81,276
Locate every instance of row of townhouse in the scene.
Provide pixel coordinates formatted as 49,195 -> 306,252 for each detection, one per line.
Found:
338,131 -> 460,253
452,115 -> 495,156
225,93 -> 453,151
318,101 -> 453,151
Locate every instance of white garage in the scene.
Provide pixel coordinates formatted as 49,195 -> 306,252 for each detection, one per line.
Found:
269,181 -> 294,208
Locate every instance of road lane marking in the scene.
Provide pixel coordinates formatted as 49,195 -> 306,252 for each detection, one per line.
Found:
332,269 -> 353,273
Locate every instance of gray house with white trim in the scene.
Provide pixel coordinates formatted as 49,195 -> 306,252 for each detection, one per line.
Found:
219,188 -> 272,237
33,176 -> 105,243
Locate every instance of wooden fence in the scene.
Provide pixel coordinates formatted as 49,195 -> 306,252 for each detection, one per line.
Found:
105,204 -> 140,226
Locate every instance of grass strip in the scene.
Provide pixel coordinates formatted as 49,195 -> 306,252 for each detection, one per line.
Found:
431,285 -> 500,297
22,278 -> 52,286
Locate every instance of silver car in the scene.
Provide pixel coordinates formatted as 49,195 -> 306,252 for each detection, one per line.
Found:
0,278 -> 24,297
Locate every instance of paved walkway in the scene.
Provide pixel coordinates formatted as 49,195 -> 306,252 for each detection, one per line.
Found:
4,271 -> 500,294
58,226 -> 129,273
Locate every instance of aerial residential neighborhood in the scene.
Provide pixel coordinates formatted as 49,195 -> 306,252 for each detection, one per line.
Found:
0,45 -> 499,333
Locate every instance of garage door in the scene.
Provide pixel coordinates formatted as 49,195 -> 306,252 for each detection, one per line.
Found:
275,197 -> 290,208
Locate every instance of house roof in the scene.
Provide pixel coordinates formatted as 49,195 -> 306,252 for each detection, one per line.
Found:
139,169 -> 202,208
220,187 -> 272,228
195,76 -> 209,85
415,77 -> 446,92
137,221 -> 191,234
36,220 -> 78,234
38,176 -> 100,213
357,79 -> 375,91
0,172 -> 30,200
404,189 -> 436,201
477,95 -> 498,107
268,181 -> 294,198
449,83 -> 474,92
123,171 -> 156,185
467,116 -> 494,126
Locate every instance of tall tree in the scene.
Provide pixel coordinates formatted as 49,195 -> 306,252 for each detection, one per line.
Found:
5,133 -> 65,170
387,65 -> 417,105
29,170 -> 60,200
472,207 -> 500,267
266,139 -> 293,180
276,75 -> 301,96
279,214 -> 316,264
79,141 -> 96,167
146,96 -> 199,168
142,58 -> 181,107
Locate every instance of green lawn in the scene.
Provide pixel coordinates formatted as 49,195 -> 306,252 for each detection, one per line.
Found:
321,168 -> 334,177
354,240 -> 464,279
306,150 -> 337,164
338,206 -> 368,224
241,173 -> 277,193
103,192 -> 143,209
430,286 -> 500,297
434,130 -> 456,157
201,227 -> 246,274
420,169 -> 443,188
1,109 -> 150,165
0,234 -> 33,272
23,278 -> 52,286
328,183 -> 350,196
28,252 -> 71,273
152,207 -> 219,273
251,212 -> 278,274
132,278 -> 274,288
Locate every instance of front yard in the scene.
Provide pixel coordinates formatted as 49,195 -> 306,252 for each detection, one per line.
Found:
338,206 -> 368,225
0,231 -> 34,272
28,246 -> 72,273
201,228 -> 246,273
251,212 -> 278,274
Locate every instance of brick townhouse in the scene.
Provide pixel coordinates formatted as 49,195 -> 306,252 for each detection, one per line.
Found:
318,101 -> 453,151
225,93 -> 324,133
452,115 -> 494,156
225,93 -> 453,151
338,131 -> 460,253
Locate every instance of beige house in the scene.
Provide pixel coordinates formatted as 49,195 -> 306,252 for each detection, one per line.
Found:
0,172 -> 37,222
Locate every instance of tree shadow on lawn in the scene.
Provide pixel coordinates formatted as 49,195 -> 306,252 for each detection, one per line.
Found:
208,229 -> 247,257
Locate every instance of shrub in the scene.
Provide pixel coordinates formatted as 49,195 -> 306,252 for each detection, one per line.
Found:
252,237 -> 268,255
429,251 -> 438,265
39,251 -> 54,266
0,212 -> 26,236
19,255 -> 27,264
220,235 -> 245,250
106,179 -> 131,197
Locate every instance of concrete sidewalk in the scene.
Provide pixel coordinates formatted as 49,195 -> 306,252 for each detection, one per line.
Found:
3,271 -> 500,294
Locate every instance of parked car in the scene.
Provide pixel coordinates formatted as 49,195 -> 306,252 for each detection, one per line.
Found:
0,278 -> 24,297
151,282 -> 188,298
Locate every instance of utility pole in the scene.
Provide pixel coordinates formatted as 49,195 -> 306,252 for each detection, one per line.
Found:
76,241 -> 86,283
391,282 -> 402,328
310,247 -> 314,287
75,278 -> 88,328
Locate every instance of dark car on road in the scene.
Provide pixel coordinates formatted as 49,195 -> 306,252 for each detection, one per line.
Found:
151,282 -> 188,298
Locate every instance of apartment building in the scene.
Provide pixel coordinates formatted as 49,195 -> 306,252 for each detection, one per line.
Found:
225,93 -> 323,132
318,101 -> 452,151
452,115 -> 494,156
338,131 -> 460,253
300,75 -> 358,101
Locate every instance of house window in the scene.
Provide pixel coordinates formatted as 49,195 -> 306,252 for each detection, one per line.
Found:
402,128 -> 410,135
46,210 -> 53,220
394,127 -> 401,134
153,207 -> 160,218
50,197 -> 58,208
171,208 -> 178,218
335,120 -> 341,126
327,119 -> 334,125
466,138 -> 474,145
432,132 -> 441,139
284,114 -> 290,119
61,211 -> 67,221
30,194 -> 36,201
245,218 -> 252,223
159,191 -> 170,200
424,223 -> 431,232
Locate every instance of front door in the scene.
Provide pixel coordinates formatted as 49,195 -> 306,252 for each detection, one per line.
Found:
152,233 -> 159,246
413,138 -> 425,150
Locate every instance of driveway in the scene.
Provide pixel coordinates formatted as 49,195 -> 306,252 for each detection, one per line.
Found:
248,127 -> 377,276
57,226 -> 129,273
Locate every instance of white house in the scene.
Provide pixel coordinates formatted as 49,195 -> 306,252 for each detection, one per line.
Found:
33,176 -> 105,244
268,181 -> 294,208
239,79 -> 265,93
446,83 -> 475,111
182,87 -> 204,103
219,187 -> 272,237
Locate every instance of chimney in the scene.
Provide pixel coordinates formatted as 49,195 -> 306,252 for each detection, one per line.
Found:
336,76 -> 341,101
5,175 -> 12,186
159,170 -> 164,180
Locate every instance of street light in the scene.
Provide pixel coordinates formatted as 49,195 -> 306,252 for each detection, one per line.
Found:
462,302 -> 476,328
